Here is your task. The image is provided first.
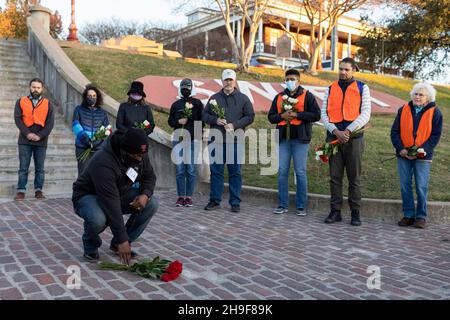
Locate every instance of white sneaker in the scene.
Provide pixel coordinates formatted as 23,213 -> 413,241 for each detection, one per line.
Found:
296,208 -> 307,216
273,207 -> 288,214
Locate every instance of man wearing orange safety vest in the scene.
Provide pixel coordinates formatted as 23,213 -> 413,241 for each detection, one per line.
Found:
390,82 -> 443,229
13,78 -> 54,201
268,69 -> 321,216
321,58 -> 372,226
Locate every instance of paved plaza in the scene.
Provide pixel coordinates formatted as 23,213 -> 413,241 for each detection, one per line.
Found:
0,190 -> 449,300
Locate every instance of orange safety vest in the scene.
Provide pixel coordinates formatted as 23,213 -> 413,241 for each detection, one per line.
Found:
276,90 -> 307,126
400,104 -> 435,148
326,81 -> 361,123
19,97 -> 49,127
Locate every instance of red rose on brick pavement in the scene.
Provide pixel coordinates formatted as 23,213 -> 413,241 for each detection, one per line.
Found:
161,272 -> 180,282
165,260 -> 182,275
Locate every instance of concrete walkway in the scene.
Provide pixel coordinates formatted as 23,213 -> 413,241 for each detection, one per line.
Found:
0,190 -> 449,300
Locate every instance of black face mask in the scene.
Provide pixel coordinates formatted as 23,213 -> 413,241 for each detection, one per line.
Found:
86,97 -> 97,106
181,88 -> 191,98
121,150 -> 142,168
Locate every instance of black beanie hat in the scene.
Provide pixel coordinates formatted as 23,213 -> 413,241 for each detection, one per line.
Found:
120,128 -> 149,154
285,69 -> 300,77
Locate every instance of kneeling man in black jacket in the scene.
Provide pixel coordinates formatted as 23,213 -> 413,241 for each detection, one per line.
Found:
72,128 -> 158,265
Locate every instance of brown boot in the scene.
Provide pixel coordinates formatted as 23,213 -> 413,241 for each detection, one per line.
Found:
414,218 -> 426,229
398,217 -> 415,227
14,192 -> 25,201
35,191 -> 46,199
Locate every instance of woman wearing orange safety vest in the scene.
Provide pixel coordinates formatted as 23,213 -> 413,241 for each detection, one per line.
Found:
391,82 -> 443,229
268,69 -> 321,216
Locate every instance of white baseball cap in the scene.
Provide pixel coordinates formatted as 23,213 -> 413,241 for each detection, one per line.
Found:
222,69 -> 237,81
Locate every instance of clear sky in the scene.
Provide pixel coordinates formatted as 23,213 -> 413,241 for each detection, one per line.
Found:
1,0 -> 188,32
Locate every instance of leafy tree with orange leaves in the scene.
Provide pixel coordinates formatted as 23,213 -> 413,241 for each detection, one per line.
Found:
0,0 -> 29,39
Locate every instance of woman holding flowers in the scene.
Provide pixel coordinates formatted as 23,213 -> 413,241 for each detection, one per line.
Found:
116,81 -> 155,137
168,78 -> 204,207
268,69 -> 321,216
72,85 -> 110,175
391,82 -> 443,229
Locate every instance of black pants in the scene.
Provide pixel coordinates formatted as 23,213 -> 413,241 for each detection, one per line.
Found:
329,137 -> 364,211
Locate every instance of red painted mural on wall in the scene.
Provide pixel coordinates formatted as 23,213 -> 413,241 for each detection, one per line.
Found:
137,76 -> 406,114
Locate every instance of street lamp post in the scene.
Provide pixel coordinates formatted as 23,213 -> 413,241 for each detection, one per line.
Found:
67,0 -> 79,42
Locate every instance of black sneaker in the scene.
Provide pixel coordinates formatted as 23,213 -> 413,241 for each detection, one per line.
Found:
351,210 -> 362,226
204,201 -> 220,211
110,244 -> 138,259
83,252 -> 99,262
324,210 -> 342,223
231,205 -> 240,213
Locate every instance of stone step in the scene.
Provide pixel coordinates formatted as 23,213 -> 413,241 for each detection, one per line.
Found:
0,178 -> 75,198
0,154 -> 77,168
0,120 -> 70,129
0,40 -> 27,47
0,117 -> 71,127
0,60 -> 33,69
0,72 -> 36,80
0,55 -> 31,63
0,93 -> 35,100
0,46 -> 27,53
0,132 -> 74,145
0,129 -> 74,139
0,51 -> 28,59
0,166 -> 77,181
1,84 -> 30,91
0,80 -> 34,87
0,53 -> 30,60
0,66 -> 36,74
0,108 -> 15,117
0,143 -> 76,156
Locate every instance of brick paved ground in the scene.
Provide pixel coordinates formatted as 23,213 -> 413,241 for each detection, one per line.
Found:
0,189 -> 449,300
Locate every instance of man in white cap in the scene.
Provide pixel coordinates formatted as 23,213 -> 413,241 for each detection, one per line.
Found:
202,69 -> 255,213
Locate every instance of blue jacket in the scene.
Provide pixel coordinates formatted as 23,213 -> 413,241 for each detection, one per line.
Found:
390,101 -> 443,160
72,104 -> 109,149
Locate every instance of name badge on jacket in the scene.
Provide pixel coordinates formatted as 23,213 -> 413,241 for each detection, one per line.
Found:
126,167 -> 138,182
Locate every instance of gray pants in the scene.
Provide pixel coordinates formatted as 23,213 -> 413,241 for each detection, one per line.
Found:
329,137 -> 364,211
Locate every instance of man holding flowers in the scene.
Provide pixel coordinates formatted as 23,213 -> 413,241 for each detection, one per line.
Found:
72,128 -> 158,265
390,82 -> 443,229
202,69 -> 255,213
268,69 -> 320,216
320,58 -> 371,226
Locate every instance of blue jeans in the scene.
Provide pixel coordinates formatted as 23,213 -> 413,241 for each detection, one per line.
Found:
172,140 -> 198,197
209,142 -> 243,206
397,157 -> 431,219
17,144 -> 47,192
278,140 -> 309,209
73,188 -> 159,254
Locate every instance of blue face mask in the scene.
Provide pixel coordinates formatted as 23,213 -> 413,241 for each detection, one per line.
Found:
285,80 -> 297,92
